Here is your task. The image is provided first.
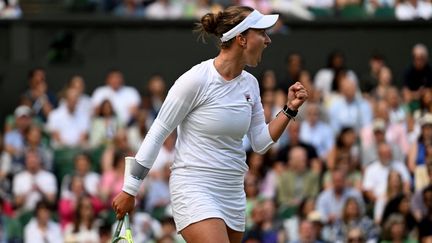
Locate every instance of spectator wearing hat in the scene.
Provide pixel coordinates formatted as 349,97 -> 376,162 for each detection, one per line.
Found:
4,105 -> 33,172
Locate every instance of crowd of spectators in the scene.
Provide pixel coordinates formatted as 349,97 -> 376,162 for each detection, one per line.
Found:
1,42 -> 432,243
1,0 -> 432,20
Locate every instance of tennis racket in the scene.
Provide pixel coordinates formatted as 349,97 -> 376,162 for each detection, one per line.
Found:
112,213 -> 134,243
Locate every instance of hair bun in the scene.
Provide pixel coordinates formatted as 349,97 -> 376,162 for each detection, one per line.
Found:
200,12 -> 220,35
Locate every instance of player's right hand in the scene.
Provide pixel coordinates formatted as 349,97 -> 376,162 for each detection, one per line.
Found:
112,191 -> 135,219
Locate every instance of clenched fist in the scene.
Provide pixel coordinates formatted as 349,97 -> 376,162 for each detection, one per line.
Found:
287,82 -> 308,110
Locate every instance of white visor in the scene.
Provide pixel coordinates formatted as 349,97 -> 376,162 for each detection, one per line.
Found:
220,10 -> 279,43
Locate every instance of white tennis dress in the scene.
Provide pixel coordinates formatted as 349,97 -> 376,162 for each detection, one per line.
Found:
134,59 -> 274,232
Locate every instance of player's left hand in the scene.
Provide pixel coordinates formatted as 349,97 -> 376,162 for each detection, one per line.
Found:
287,82 -> 308,110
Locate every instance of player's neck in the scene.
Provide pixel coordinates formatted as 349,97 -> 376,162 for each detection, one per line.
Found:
214,51 -> 245,81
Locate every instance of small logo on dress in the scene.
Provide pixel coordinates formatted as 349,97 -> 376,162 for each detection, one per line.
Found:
244,93 -> 252,103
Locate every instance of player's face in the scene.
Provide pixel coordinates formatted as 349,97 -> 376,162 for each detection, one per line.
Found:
244,29 -> 271,67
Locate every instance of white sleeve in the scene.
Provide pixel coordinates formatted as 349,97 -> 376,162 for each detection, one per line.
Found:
246,79 -> 274,154
123,73 -> 206,196
362,167 -> 374,191
134,74 -> 205,167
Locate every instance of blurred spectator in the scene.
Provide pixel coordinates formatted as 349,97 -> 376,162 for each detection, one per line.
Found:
322,153 -> 362,191
276,122 -> 320,168
380,213 -> 416,243
143,163 -> 171,214
113,0 -> 146,17
314,50 -> 359,99
12,150 -> 57,212
300,102 -> 334,160
244,199 -> 285,243
0,132 -> 12,200
325,197 -> 378,242
278,53 -> 304,93
142,74 -> 167,122
60,75 -> 92,117
303,0 -> 334,10
61,153 -> 100,198
46,88 -> 91,148
64,196 -> 100,243
260,160 -> 285,199
396,0 -> 432,20
59,175 -> 103,229
370,66 -> 393,101
127,109 -> 150,152
381,194 -> 417,237
272,0 -> 314,20
316,170 -> 364,224
289,219 -> 323,243
417,186 -> 432,242
258,69 -> 277,93
326,127 -> 359,171
327,79 -> 372,134
360,101 -> 408,167
402,43 -> 432,108
91,69 -> 141,125
365,0 -> 395,15
411,180 -> 432,222
345,227 -> 367,243
131,212 -> 163,242
100,149 -> 127,204
0,0 -> 22,18
361,52 -> 386,94
89,99 -> 122,148
277,146 -> 320,209
239,0 -> 272,14
145,0 -> 182,19
363,143 -> 411,204
182,0 -> 221,19
408,113 -> 432,175
374,170 -> 406,224
22,67 -> 57,122
24,125 -> 53,171
385,86 -> 408,124
0,197 -> 22,242
101,128 -> 134,171
283,197 -> 316,242
245,174 -> 261,229
4,105 -> 33,171
413,88 -> 432,120
24,200 -> 62,243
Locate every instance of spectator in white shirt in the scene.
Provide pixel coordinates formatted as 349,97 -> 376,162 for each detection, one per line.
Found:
12,150 -> 57,212
47,88 -> 90,148
24,200 -> 63,243
327,78 -> 372,134
363,143 -> 411,204
91,69 -> 141,126
396,0 -> 432,20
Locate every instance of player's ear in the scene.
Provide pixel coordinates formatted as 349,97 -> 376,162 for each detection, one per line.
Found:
236,34 -> 247,48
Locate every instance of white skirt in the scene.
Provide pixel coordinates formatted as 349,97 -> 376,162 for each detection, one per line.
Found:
169,167 -> 246,232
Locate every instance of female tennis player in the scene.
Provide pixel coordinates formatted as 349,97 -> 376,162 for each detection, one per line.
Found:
112,6 -> 308,243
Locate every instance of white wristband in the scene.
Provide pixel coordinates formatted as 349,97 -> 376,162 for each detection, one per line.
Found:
122,175 -> 142,197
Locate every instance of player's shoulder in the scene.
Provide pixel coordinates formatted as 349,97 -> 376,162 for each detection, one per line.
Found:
177,59 -> 213,86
